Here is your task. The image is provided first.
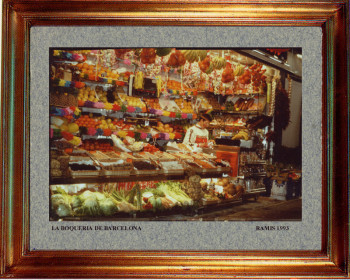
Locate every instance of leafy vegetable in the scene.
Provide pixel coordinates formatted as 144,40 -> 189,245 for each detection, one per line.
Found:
156,181 -> 193,206
142,188 -> 165,198
79,190 -> 96,201
150,188 -> 165,198
71,195 -> 82,209
51,194 -> 66,210
94,192 -> 106,202
99,198 -> 118,216
79,196 -> 101,216
54,186 -> 68,195
111,190 -> 128,202
155,197 -> 163,209
56,203 -> 73,217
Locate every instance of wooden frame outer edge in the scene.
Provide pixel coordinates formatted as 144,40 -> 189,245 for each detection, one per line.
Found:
1,0 -> 349,278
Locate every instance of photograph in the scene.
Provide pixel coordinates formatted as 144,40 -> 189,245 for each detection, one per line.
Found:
1,0 -> 348,278
49,48 -> 302,222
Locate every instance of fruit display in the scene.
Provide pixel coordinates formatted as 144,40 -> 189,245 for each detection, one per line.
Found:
238,69 -> 252,85
143,98 -> 161,110
140,48 -> 157,64
143,143 -> 160,153
77,87 -> 99,103
249,63 -> 267,92
212,56 -> 226,70
232,130 -> 250,141
174,97 -> 195,114
155,122 -> 175,133
233,64 -> 245,76
165,80 -> 197,96
156,48 -> 172,57
80,140 -> 115,152
74,115 -> 100,129
221,62 -> 235,83
200,177 -> 244,202
76,63 -> 121,80
181,50 -> 207,63
167,50 -> 186,68
118,93 -> 146,109
198,56 -> 214,74
133,71 -> 144,90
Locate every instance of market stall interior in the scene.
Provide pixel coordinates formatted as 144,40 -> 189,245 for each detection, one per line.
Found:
49,48 -> 302,221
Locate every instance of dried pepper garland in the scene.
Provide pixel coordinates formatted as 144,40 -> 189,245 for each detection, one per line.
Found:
274,81 -> 290,130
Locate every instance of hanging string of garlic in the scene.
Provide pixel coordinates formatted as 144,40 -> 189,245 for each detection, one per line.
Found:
287,74 -> 292,100
269,77 -> 277,116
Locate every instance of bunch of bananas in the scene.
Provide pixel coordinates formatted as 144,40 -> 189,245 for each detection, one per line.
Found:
212,57 -> 226,70
234,64 -> 245,76
232,130 -> 249,141
205,63 -> 214,74
181,50 -> 207,63
155,76 -> 163,97
133,71 -> 144,90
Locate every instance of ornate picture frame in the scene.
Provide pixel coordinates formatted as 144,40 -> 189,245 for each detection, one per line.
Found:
1,1 -> 349,278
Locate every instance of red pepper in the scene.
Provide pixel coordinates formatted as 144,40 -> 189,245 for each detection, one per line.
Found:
143,202 -> 153,209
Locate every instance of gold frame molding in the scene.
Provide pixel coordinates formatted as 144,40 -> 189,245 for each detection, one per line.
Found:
1,0 -> 349,278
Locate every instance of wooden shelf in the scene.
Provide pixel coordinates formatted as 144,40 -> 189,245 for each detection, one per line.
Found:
50,169 -> 230,185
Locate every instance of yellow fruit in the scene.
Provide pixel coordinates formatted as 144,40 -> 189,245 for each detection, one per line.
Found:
60,124 -> 69,131
68,123 -> 79,133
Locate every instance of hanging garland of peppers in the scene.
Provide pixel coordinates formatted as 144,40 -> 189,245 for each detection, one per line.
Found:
274,81 -> 290,130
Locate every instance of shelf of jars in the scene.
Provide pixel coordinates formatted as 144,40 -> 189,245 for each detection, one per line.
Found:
237,150 -> 268,200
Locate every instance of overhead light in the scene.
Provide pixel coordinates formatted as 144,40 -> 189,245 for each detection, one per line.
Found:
297,54 -> 302,59
253,50 -> 266,56
269,56 -> 283,63
284,63 -> 291,67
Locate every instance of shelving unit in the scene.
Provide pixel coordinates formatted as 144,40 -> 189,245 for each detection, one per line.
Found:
49,48 -> 277,221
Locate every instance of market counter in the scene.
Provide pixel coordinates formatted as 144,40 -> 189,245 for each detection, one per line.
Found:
204,145 -> 240,177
